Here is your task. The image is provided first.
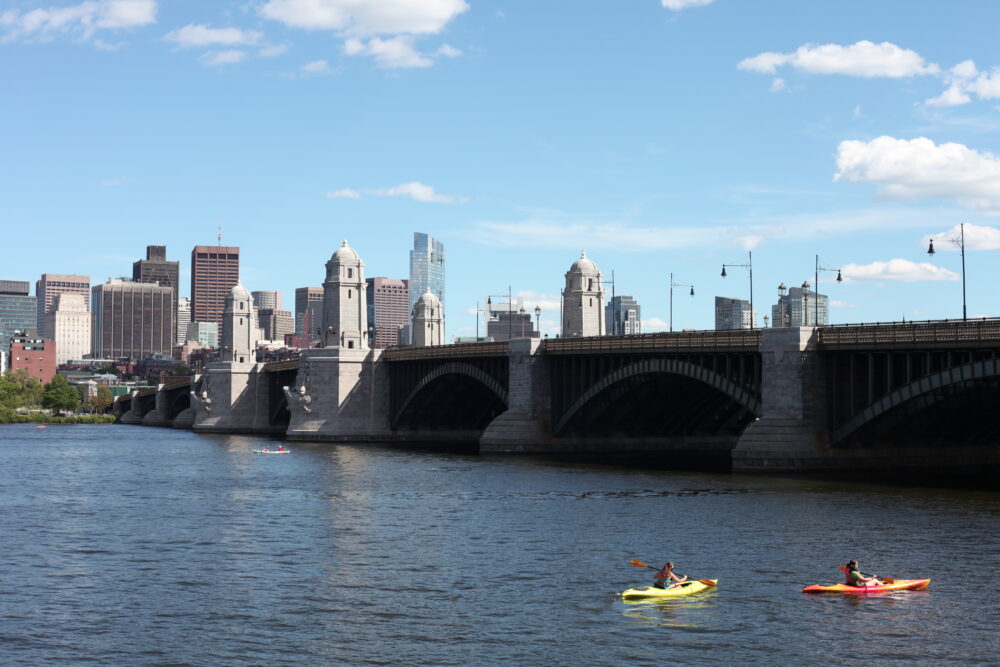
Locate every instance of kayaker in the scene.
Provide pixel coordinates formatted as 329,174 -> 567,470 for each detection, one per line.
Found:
844,560 -> 883,587
653,562 -> 687,589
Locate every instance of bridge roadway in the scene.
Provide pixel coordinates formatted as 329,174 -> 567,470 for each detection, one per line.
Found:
115,319 -> 1000,473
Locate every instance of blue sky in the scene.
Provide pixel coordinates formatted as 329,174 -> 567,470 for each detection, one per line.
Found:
3,0 -> 1000,336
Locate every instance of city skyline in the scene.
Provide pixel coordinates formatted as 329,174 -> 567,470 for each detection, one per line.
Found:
2,1 -> 1000,336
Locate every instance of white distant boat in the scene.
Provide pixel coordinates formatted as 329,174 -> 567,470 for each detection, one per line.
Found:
253,447 -> 290,454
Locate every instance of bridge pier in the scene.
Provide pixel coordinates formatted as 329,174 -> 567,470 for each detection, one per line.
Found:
193,362 -> 281,434
480,338 -> 551,452
119,391 -> 145,425
284,348 -> 396,442
141,383 -> 172,427
734,327 -> 831,470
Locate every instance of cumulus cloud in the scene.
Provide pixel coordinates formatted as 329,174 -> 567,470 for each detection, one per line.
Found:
260,0 -> 468,35
259,43 -> 289,57
260,0 -> 467,68
515,290 -> 561,313
769,77 -> 786,92
661,0 -> 715,9
201,49 -> 247,66
164,24 -> 263,48
738,40 -> 939,78
834,136 -> 1000,213
642,317 -> 670,332
1,0 -> 157,43
922,223 -> 1000,251
344,35 -> 430,68
925,60 -> 1000,107
840,259 -> 959,283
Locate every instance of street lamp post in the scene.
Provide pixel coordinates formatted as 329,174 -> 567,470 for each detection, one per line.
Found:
777,283 -> 789,327
814,255 -> 842,326
519,306 -> 526,339
927,223 -> 967,321
801,280 -> 810,326
669,272 -> 695,333
534,305 -> 541,338
721,250 -> 754,329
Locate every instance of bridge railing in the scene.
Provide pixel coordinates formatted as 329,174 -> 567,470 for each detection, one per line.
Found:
543,329 -> 762,354
383,341 -> 510,361
818,317 -> 1000,348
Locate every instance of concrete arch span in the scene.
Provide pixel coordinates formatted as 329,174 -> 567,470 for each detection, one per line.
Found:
392,362 -> 509,431
554,358 -> 760,436
832,357 -> 1000,444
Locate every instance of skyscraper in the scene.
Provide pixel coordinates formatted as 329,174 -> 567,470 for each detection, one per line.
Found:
35,274 -> 89,338
252,290 -> 281,311
771,284 -> 829,327
177,296 -> 191,344
408,233 -> 445,340
606,295 -> 642,335
258,308 -> 294,342
366,277 -> 409,348
295,286 -> 324,343
133,245 -> 179,301
0,280 -> 36,352
190,245 -> 240,329
715,296 -> 754,330
92,279 -> 175,361
46,293 -> 90,365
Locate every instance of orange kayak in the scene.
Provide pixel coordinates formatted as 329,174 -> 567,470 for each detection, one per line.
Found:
803,578 -> 930,594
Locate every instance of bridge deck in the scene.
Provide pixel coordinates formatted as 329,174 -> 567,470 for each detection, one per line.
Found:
543,330 -> 761,354
818,318 -> 1000,350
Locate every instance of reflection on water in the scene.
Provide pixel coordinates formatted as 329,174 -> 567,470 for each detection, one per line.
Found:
0,424 -> 996,665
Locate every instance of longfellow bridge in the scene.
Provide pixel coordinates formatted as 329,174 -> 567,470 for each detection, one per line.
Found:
117,319 -> 1000,472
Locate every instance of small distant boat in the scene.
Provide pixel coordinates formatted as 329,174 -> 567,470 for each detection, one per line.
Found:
253,447 -> 290,454
622,579 -> 718,599
803,579 -> 930,594
36,425 -> 47,429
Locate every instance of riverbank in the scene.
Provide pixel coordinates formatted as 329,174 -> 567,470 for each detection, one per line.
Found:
0,413 -> 116,425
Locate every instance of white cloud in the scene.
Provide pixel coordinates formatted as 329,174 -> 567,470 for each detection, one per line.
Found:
853,104 -> 862,118
922,223 -> 1000,251
738,40 -> 939,78
834,136 -> 1000,213
642,317 -> 670,332
301,59 -> 330,74
830,300 -> 856,308
769,77 -> 785,92
925,83 -> 971,107
165,24 -> 262,48
260,0 -> 466,68
925,60 -> 1000,107
260,0 -> 468,36
661,0 -> 715,9
368,182 -> 463,203
514,290 -> 561,313
259,43 -> 289,57
344,35 -> 430,68
201,49 -> 247,66
840,259 -> 959,283
1,0 -> 156,43
327,188 -> 360,199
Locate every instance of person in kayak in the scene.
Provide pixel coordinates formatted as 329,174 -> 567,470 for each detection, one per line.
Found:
845,560 -> 884,587
653,562 -> 687,589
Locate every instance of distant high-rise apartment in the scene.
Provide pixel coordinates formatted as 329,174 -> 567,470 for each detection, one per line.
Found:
408,233 -> 445,341
190,245 -> 239,330
176,297 -> 191,344
715,296 -> 754,330
9,331 -> 56,384
295,286 -> 324,344
366,277 -> 409,348
606,295 -> 641,335
0,280 -> 36,351
92,279 -> 175,361
771,284 -> 829,327
258,308 -> 294,342
46,294 -> 90,365
252,290 -> 281,311
36,274 -> 89,338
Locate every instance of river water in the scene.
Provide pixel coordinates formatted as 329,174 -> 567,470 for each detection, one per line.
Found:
1,425 -> 997,665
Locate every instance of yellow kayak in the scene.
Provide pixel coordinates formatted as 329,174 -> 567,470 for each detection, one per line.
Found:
622,579 -> 718,599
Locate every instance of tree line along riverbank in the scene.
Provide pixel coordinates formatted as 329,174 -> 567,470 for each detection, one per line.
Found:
1,369 -> 115,424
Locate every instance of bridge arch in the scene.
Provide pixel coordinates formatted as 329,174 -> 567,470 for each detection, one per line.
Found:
554,358 -> 760,435
392,361 -> 508,430
832,357 -> 1000,444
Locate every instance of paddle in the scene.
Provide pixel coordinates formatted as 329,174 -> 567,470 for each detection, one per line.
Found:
838,564 -> 893,585
628,560 -> 716,587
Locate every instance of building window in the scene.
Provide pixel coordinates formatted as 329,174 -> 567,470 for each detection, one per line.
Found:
348,290 -> 352,299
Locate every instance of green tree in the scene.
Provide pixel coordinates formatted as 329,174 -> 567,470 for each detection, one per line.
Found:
3,369 -> 43,408
42,375 -> 81,413
90,385 -> 114,413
